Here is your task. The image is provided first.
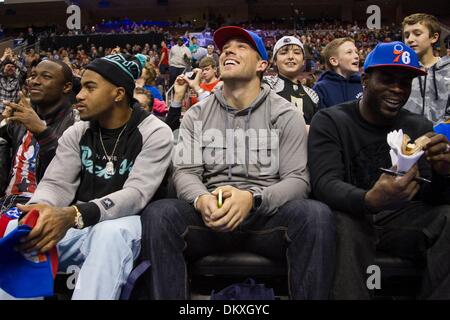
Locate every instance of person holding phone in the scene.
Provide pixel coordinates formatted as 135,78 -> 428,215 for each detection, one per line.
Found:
0,48 -> 27,113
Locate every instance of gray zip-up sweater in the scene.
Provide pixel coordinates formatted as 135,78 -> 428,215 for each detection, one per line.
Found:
29,104 -> 173,226
173,83 -> 310,216
403,56 -> 450,124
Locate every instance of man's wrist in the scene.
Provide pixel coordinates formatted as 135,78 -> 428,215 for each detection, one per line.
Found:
32,123 -> 47,135
194,193 -> 212,211
64,206 -> 78,228
173,92 -> 185,103
364,191 -> 380,214
70,205 -> 85,229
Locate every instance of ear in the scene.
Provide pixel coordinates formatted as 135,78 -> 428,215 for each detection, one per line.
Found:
256,60 -> 269,74
361,72 -> 369,89
329,56 -> 339,68
430,32 -> 439,45
63,82 -> 73,95
114,87 -> 127,103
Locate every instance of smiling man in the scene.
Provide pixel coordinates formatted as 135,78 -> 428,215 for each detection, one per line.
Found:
140,26 -> 336,300
308,41 -> 450,299
0,59 -> 75,208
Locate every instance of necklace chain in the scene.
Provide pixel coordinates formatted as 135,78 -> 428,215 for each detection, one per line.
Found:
99,124 -> 127,162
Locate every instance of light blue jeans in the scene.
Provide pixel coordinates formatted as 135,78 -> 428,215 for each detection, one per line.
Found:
57,216 -> 141,300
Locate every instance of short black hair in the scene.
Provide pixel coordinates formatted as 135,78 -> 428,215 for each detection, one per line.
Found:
47,59 -> 73,84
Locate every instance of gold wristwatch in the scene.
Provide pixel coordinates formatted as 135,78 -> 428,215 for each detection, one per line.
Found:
71,205 -> 84,229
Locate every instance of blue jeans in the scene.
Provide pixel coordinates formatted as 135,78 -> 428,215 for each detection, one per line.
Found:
140,199 -> 336,299
57,216 -> 141,300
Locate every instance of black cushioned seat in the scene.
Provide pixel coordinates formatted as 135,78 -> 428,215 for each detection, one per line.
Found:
190,251 -> 421,277
190,252 -> 286,277
189,251 -> 423,298
375,251 -> 423,277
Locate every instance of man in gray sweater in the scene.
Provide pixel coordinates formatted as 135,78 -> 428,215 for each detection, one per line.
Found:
16,54 -> 173,299
140,26 -> 336,300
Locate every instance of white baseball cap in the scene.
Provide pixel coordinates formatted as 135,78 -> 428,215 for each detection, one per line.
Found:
272,36 -> 304,61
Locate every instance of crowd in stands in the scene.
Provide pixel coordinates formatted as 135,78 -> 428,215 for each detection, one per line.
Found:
2,20 -> 412,101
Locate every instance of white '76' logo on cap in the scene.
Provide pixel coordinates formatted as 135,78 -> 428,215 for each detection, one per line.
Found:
393,44 -> 411,64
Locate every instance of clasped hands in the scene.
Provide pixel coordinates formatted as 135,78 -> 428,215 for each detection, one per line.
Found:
196,185 -> 253,232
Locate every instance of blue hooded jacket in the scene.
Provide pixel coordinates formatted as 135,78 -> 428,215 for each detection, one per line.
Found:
313,71 -> 363,109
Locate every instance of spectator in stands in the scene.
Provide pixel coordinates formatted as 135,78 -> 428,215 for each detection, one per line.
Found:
189,36 -> 200,67
402,13 -> 450,124
308,42 -> 450,299
24,48 -> 39,70
206,44 -> 220,68
301,35 -> 314,72
140,26 -> 336,300
197,56 -> 222,92
265,36 -> 319,125
158,40 -> 170,76
188,56 -> 222,106
134,85 -> 168,120
140,63 -> 164,101
25,27 -> 36,46
134,86 -> 154,112
169,37 -> 192,88
0,48 -> 28,112
0,60 -> 75,209
16,53 -> 173,300
313,38 -> 363,109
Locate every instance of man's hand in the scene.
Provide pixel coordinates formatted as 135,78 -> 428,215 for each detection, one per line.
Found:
365,165 -> 420,212
2,101 -> 13,119
173,75 -> 189,103
111,46 -> 121,54
423,132 -> 450,176
196,194 -> 220,228
16,203 -> 76,253
1,48 -> 12,62
209,185 -> 253,232
3,92 -> 46,134
183,68 -> 202,92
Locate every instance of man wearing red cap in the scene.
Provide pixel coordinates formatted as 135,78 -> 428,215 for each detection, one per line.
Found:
309,41 -> 450,299
140,26 -> 336,300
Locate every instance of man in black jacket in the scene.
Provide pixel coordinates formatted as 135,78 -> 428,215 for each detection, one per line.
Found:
308,42 -> 450,299
0,59 -> 75,209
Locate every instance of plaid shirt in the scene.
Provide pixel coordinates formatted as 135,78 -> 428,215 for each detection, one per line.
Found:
0,59 -> 27,112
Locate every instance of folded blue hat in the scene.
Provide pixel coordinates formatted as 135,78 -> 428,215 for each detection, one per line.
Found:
0,209 -> 58,298
434,122 -> 450,141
